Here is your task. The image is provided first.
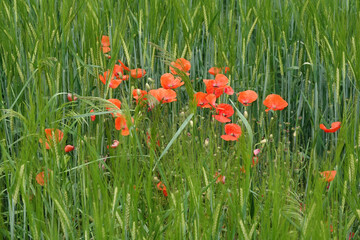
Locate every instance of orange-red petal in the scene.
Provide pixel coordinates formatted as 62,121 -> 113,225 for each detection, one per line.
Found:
320,122 -> 341,133
320,171 -> 337,182
64,145 -> 74,152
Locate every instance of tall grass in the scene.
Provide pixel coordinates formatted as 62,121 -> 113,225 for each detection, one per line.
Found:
0,0 -> 359,239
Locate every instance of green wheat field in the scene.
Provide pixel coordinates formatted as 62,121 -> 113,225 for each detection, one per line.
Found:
1,0 -> 360,239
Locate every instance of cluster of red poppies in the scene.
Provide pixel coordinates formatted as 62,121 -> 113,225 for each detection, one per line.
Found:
36,35 -> 342,193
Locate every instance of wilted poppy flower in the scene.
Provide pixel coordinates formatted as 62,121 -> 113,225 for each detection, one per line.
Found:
160,73 -> 184,89
90,109 -> 96,121
170,58 -> 191,75
101,35 -> 110,53
320,171 -> 337,182
208,67 -> 230,76
214,172 -> 225,184
107,140 -> 119,149
263,94 -> 288,112
115,114 -> 132,136
221,123 -> 242,141
213,104 -> 234,123
194,92 -> 216,108
67,93 -> 78,102
251,148 -> 261,167
118,60 -> 131,71
319,122 -> 341,133
146,132 -> 161,148
106,99 -> 121,117
117,60 -> 146,78
157,181 -> 168,197
39,129 -> 64,149
148,88 -> 177,104
132,89 -> 147,104
203,74 -> 229,94
65,145 -> 74,152
36,169 -> 52,186
238,90 -> 258,106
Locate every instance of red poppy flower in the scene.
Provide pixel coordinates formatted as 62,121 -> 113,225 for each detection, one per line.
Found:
214,172 -> 226,184
39,129 -> 64,149
106,99 -> 121,117
115,114 -> 132,136
170,58 -> 191,75
99,70 -> 122,89
65,145 -> 74,152
194,92 -> 217,108
221,123 -> 242,141
238,90 -> 258,106
148,88 -> 177,104
320,171 -> 337,183
67,93 -> 78,102
212,85 -> 234,98
203,74 -> 229,94
213,103 -> 234,123
101,35 -> 110,53
160,73 -> 184,89
208,67 -> 230,76
157,181 -> 168,197
263,94 -> 288,112
36,169 -> 52,186
130,68 -> 146,79
319,122 -> 341,133
90,109 -> 96,121
132,89 -> 148,104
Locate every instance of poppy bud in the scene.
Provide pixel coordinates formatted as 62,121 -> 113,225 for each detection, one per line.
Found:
260,139 -> 267,143
137,89 -> 141,96
269,134 -> 273,139
293,131 -> 297,137
244,110 -> 248,119
179,112 -> 185,117
130,85 -> 135,93
147,77 -> 155,82
189,120 -> 193,127
204,138 -> 209,147
145,83 -> 151,91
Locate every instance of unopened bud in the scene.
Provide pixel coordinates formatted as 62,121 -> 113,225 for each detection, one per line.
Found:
189,120 -> 193,127
260,139 -> 267,144
244,110 -> 248,119
147,77 -> 155,83
179,112 -> 185,117
269,134 -> 273,139
137,89 -> 141,96
293,131 -> 297,137
145,83 -> 151,91
204,138 -> 209,146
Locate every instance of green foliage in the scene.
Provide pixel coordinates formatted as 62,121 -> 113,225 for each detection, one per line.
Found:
1,0 -> 359,239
